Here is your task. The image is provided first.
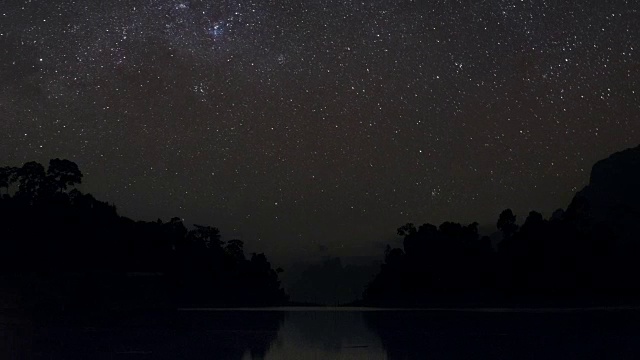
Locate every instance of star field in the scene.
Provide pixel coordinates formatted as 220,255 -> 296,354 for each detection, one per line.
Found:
1,0 -> 638,262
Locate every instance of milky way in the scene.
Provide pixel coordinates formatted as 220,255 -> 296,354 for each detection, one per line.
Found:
1,0 -> 638,262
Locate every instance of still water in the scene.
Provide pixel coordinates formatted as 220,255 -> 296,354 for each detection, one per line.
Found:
3,307 -> 640,359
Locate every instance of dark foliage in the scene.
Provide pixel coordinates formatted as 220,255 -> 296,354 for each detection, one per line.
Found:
364,205 -> 635,306
364,145 -> 640,307
0,160 -> 287,311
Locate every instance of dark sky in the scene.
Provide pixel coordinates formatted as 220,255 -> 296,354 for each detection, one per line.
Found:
1,0 -> 638,263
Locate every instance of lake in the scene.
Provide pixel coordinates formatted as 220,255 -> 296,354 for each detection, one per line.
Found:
2,307 -> 640,359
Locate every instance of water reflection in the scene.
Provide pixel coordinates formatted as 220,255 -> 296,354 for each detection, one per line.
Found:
268,310 -> 385,359
0,310 -> 284,359
364,309 -> 640,360
2,308 -> 640,359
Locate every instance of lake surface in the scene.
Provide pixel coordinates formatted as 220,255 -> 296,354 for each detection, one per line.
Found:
2,307 -> 640,359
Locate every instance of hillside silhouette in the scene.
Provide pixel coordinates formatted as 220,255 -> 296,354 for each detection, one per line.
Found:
0,159 -> 287,312
363,144 -> 640,307
1,145 -> 640,311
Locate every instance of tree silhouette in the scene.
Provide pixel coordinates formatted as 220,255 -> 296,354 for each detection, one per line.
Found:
225,239 -> 245,262
189,224 -> 222,249
16,161 -> 46,201
365,160 -> 640,309
0,166 -> 18,196
0,159 -> 288,311
497,208 -> 518,241
3,144 -> 640,311
47,158 -> 83,193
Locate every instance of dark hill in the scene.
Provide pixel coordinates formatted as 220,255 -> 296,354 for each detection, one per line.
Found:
570,144 -> 640,223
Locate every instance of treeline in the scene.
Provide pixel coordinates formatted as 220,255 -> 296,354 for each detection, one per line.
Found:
0,160 -> 287,311
364,207 -> 615,306
2,145 -> 639,310
364,145 -> 640,307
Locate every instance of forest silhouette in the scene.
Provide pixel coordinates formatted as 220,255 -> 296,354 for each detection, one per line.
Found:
1,144 -> 639,311
0,159 -> 287,312
363,144 -> 640,307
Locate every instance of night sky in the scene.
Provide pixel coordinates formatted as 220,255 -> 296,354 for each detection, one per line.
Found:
1,0 -> 638,263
